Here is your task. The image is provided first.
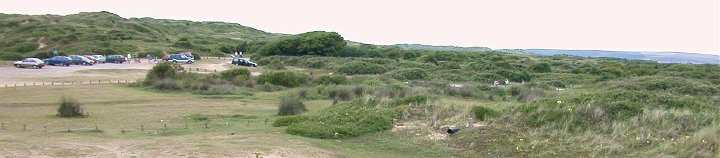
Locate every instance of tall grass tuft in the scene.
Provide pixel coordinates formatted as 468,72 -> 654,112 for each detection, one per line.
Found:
58,97 -> 84,117
278,95 -> 307,116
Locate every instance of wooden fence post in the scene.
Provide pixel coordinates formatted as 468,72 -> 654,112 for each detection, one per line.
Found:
141,125 -> 144,132
205,122 -> 209,129
164,124 -> 167,130
23,124 -> 26,130
185,123 -> 188,129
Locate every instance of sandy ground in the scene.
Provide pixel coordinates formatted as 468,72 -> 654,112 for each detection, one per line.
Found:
0,59 -> 240,85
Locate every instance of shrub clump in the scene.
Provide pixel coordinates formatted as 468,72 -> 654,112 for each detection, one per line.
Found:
386,68 -> 428,80
284,99 -> 393,139
58,97 -> 84,117
145,62 -> 183,81
256,70 -> 308,87
272,115 -> 310,127
220,68 -> 250,80
337,61 -> 386,75
278,96 -> 307,116
313,75 -> 348,85
472,106 -> 499,121
0,52 -> 23,61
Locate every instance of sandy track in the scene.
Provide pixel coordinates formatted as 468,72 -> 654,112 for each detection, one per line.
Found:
0,59 -> 238,85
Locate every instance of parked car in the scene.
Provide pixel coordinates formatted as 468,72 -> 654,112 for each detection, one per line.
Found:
83,55 -> 99,64
178,52 -> 194,59
14,58 -> 45,69
92,55 -> 107,63
45,56 -> 72,66
106,55 -> 127,63
68,55 -> 94,65
231,57 -> 257,67
167,54 -> 194,64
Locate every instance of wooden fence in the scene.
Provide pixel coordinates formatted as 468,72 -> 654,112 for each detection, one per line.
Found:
1,80 -> 137,88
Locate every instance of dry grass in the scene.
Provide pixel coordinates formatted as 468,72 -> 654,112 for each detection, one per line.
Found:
0,84 -> 458,157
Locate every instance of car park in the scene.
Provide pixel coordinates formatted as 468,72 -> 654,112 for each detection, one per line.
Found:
45,56 -> 72,66
68,55 -> 94,65
14,58 -> 45,69
167,54 -> 194,64
231,57 -> 257,67
106,55 -> 127,63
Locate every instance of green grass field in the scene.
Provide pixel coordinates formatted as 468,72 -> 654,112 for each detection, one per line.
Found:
0,84 -> 477,157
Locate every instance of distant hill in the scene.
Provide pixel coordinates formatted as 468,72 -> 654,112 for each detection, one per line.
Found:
393,44 -> 491,52
525,49 -> 719,64
0,11 -> 281,57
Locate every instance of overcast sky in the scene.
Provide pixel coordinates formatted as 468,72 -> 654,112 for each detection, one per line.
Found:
1,0 -> 718,55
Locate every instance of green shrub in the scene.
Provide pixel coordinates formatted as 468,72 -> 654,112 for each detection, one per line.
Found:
386,68 -> 428,80
0,52 -> 23,61
337,61 -> 386,75
313,75 -> 348,85
145,62 -> 183,83
303,59 -> 326,68
151,79 -> 183,90
220,68 -> 250,80
256,71 -> 308,87
284,100 -> 393,139
259,82 -> 284,92
472,106 -> 498,121
530,62 -> 552,73
328,86 -> 354,101
390,95 -> 429,106
272,115 -> 309,127
58,97 -> 84,117
278,96 -> 307,116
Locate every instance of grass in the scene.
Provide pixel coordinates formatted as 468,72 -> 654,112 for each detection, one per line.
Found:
0,84 -> 464,157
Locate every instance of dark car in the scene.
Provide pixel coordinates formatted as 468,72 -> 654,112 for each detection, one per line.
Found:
167,54 -> 194,64
231,57 -> 257,67
68,55 -> 94,65
106,55 -> 127,63
45,56 -> 72,66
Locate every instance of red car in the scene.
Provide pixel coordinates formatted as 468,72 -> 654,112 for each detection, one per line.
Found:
83,55 -> 98,64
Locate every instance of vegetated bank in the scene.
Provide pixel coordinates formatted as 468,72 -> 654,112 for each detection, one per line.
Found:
135,27 -> 718,157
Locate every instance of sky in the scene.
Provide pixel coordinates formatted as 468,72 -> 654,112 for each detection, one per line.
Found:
0,0 -> 718,55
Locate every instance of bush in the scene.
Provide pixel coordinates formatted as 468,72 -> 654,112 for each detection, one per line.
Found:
278,96 -> 307,116
151,79 -> 183,90
256,71 -> 308,87
284,100 -> 393,139
145,62 -> 183,82
472,106 -> 499,121
386,68 -> 428,80
328,86 -> 354,101
0,52 -> 23,61
313,75 -> 348,85
58,97 -> 84,117
220,68 -> 250,80
272,115 -> 309,127
390,95 -> 429,106
337,61 -> 386,75
530,62 -> 552,73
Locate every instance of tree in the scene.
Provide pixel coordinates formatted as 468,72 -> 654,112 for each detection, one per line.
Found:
259,31 -> 346,56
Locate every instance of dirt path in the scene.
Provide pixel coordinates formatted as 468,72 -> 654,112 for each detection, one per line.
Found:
36,37 -> 47,50
0,62 -> 154,85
